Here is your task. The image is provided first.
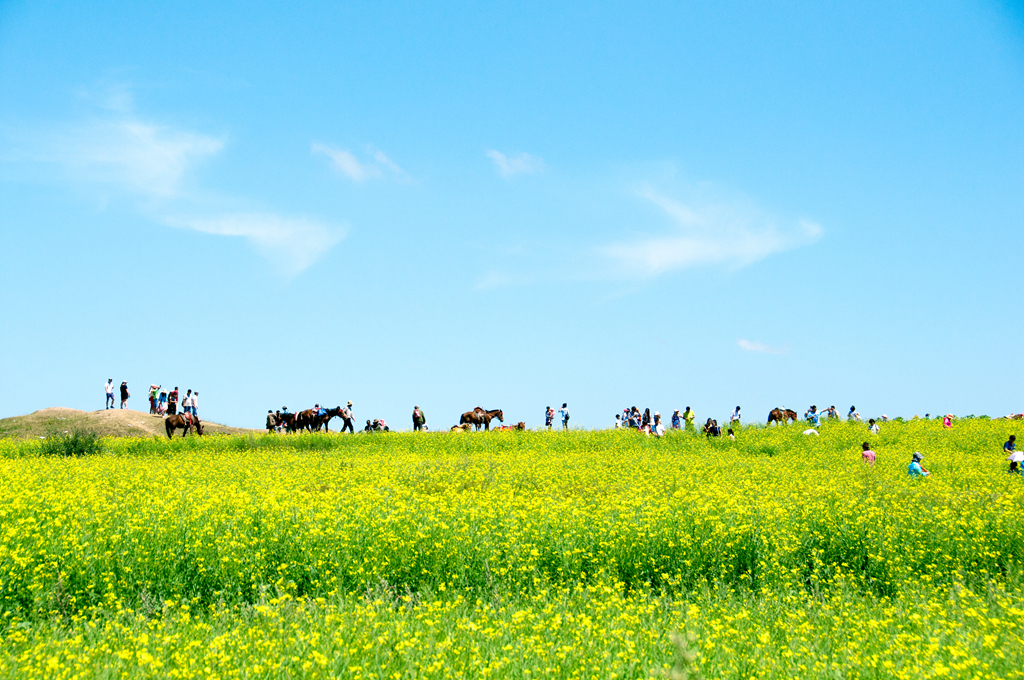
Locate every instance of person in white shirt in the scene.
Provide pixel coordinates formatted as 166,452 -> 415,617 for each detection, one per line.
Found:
558,403 -> 569,430
731,406 -> 741,425
614,414 -> 622,428
652,412 -> 665,437
868,419 -> 880,434
105,379 -> 115,409
190,392 -> 199,418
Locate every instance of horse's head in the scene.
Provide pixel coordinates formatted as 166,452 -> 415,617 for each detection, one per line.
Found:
195,419 -> 204,435
496,410 -> 504,422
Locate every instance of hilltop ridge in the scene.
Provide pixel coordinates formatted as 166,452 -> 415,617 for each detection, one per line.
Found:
0,407 -> 257,440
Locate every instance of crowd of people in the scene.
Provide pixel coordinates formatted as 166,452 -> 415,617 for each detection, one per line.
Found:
104,380 -> 198,418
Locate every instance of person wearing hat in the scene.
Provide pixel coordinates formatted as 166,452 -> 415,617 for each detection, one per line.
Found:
340,401 -> 355,433
412,405 -> 426,431
908,452 -> 930,477
943,414 -> 953,429
671,409 -> 681,429
652,412 -> 665,437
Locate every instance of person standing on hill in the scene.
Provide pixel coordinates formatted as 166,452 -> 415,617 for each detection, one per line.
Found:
683,406 -> 695,431
105,379 -> 115,409
731,406 -> 741,426
671,409 -> 681,429
559,403 -> 570,431
183,390 -> 193,415
157,390 -> 167,415
545,406 -> 555,431
652,412 -> 665,437
848,406 -> 861,422
412,405 -> 426,431
340,401 -> 355,433
149,384 -> 160,414
191,392 -> 199,419
168,387 -> 179,416
119,381 -> 129,409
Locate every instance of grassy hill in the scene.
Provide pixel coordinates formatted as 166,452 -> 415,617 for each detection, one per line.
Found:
0,407 -> 256,439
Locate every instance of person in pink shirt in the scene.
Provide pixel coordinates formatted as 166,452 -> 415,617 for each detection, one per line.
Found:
861,442 -> 876,465
943,414 -> 953,429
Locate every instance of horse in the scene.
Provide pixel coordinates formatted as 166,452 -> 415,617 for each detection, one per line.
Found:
277,412 -> 297,432
165,412 -> 204,438
294,409 -> 323,432
450,423 -> 473,433
313,407 -> 343,432
459,408 -> 504,431
767,408 -> 798,425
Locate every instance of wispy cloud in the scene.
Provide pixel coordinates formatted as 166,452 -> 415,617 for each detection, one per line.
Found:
599,188 -> 823,278
737,339 -> 790,355
486,150 -> 545,178
22,118 -> 223,198
164,213 -> 345,276
311,142 -> 406,182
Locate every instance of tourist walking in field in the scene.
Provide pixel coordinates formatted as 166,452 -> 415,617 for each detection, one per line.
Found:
652,412 -> 665,437
868,419 -> 880,435
730,406 -> 741,426
105,378 -> 115,409
267,410 -> 278,432
545,407 -> 555,430
559,403 -> 570,430
683,406 -> 695,431
641,408 -> 652,434
848,406 -> 861,422
119,381 -> 129,409
908,452 -> 930,477
168,387 -> 179,416
412,405 -> 426,431
614,414 -> 622,428
943,414 -> 953,429
671,409 -> 681,429
340,401 -> 355,433
861,442 -> 876,465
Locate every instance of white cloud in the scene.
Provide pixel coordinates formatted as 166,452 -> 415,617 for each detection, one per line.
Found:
486,150 -> 545,178
311,142 -> 405,181
35,119 -> 223,198
164,214 -> 345,276
737,339 -> 790,355
599,188 -> 822,278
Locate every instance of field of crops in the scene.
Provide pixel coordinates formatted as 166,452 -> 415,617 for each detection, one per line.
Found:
1,419 -> 1023,679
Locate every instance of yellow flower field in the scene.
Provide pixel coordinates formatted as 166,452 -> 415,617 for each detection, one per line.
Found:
1,418 -> 1022,678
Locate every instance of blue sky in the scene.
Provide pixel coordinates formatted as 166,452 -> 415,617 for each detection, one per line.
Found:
2,1 -> 1023,429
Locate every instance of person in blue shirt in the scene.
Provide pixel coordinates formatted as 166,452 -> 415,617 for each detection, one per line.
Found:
558,403 -> 570,430
1005,435 -> 1020,474
671,409 -> 682,429
1004,435 -> 1016,455
908,452 -> 930,477
805,405 -> 821,427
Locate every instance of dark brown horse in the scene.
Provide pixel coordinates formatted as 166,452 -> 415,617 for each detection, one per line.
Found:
767,408 -> 798,425
165,412 -> 204,438
294,409 -> 319,432
313,407 -> 343,432
459,408 -> 504,431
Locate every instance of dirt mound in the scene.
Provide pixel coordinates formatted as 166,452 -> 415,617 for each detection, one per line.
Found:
0,408 -> 256,440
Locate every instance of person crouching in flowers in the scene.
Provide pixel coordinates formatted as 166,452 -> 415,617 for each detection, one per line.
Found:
908,452 -> 929,477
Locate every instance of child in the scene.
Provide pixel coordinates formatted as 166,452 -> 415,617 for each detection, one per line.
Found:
861,442 -> 876,465
727,428 -> 735,440
908,452 -> 929,477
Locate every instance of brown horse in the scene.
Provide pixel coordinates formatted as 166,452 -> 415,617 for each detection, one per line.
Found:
767,408 -> 798,425
313,407 -> 343,432
165,412 -> 204,438
294,409 -> 322,432
459,408 -> 504,431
